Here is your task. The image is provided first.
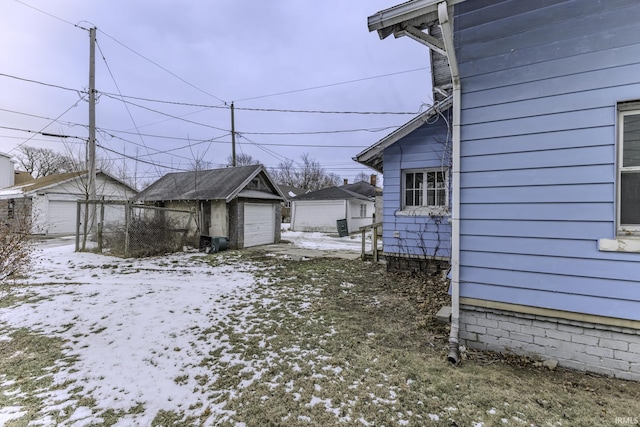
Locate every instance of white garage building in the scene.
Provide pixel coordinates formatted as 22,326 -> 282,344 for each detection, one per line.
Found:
291,182 -> 376,234
0,169 -> 137,235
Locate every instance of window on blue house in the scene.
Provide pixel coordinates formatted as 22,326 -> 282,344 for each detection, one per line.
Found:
402,169 -> 447,210
619,104 -> 640,232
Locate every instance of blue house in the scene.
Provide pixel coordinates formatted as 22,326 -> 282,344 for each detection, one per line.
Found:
355,97 -> 453,272
358,0 -> 640,380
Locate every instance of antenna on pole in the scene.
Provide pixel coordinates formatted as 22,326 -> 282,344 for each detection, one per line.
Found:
231,102 -> 236,167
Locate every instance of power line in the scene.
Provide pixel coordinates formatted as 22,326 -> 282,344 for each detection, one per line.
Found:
234,67 -> 430,102
0,72 -> 83,96
96,38 -> 160,175
6,96 -> 88,153
100,94 -> 229,132
97,29 -> 227,104
237,125 -> 399,136
97,143 -> 189,172
97,90 -> 416,115
13,0 -> 90,31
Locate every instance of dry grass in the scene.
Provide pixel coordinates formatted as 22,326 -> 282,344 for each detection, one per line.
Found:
1,250 -> 639,426
210,252 -> 640,426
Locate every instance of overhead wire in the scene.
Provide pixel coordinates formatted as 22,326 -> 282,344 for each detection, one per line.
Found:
96,37 -> 159,178
234,66 -> 429,102
0,72 -> 84,97
13,0 -> 90,31
6,96 -> 88,153
97,29 -> 227,104
96,90 -> 416,115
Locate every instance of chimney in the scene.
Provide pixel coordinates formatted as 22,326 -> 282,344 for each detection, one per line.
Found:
343,179 -> 348,185
370,174 -> 377,187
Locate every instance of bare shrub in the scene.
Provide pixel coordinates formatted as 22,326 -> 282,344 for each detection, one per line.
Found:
0,201 -> 34,300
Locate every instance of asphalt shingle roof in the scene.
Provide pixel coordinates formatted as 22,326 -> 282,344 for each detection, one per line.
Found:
136,165 -> 280,202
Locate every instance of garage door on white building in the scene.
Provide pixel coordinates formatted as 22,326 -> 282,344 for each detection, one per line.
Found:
48,200 -> 80,234
244,203 -> 275,247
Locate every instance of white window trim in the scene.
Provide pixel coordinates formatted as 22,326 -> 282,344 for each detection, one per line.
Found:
399,168 -> 449,216
617,108 -> 640,236
599,103 -> 640,252
357,203 -> 366,218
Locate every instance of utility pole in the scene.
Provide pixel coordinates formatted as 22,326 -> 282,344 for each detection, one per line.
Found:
88,27 -> 97,203
85,26 -> 97,244
231,102 -> 236,167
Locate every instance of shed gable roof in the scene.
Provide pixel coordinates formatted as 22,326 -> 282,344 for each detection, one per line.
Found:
136,165 -> 283,203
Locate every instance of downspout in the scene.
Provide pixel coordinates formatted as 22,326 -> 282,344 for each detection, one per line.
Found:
438,1 -> 462,364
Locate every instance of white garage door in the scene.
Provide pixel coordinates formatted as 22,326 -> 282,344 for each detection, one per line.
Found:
244,203 -> 275,247
48,200 -> 80,234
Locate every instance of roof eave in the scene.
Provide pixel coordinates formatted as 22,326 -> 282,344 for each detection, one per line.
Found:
368,0 -> 466,38
354,95 -> 453,173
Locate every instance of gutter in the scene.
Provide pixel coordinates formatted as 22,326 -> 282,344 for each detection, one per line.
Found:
437,1 -> 462,365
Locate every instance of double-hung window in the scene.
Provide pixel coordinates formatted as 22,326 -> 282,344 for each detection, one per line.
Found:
403,169 -> 447,211
618,105 -> 640,234
359,203 -> 367,217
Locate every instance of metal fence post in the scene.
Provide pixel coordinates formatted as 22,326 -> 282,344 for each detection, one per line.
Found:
124,201 -> 131,257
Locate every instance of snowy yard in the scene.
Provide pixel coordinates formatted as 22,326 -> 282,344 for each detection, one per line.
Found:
0,229 -> 639,426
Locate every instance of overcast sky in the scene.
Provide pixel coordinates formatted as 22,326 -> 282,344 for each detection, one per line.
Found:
0,0 -> 432,188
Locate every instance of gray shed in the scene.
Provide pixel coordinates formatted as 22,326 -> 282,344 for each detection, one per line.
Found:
136,165 -> 284,249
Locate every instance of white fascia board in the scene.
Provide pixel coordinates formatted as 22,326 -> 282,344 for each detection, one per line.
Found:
368,0 -> 466,35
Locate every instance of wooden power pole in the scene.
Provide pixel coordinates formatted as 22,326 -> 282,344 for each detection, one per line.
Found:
88,27 -> 97,203
231,102 -> 236,167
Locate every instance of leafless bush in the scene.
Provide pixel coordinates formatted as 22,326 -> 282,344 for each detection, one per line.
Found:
0,202 -> 34,301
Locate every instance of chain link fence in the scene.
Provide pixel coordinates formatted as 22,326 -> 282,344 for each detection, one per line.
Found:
76,200 -> 197,257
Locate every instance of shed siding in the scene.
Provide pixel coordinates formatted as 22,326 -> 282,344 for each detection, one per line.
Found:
382,114 -> 452,258
456,0 -> 640,320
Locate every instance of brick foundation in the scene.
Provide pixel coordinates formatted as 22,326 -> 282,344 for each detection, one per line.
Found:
385,254 -> 449,275
460,304 -> 640,381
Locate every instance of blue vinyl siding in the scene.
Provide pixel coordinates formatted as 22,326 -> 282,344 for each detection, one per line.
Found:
382,114 -> 452,258
455,0 -> 640,321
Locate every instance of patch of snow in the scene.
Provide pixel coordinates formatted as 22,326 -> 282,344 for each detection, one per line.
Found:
0,406 -> 26,425
0,245 -> 260,425
428,414 -> 440,421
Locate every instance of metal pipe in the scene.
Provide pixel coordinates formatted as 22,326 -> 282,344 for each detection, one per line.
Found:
438,0 -> 461,365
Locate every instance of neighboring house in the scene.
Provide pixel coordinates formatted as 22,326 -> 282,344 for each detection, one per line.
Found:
277,184 -> 308,222
136,165 -> 284,250
355,96 -> 453,271
0,152 -> 17,189
0,168 -> 137,235
290,181 -> 376,234
361,0 -> 640,380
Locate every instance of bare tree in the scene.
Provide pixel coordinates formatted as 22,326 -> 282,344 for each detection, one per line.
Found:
270,153 -> 341,191
225,153 -> 261,167
17,146 -> 76,178
0,199 -> 34,300
269,159 -> 297,186
354,171 -> 370,183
